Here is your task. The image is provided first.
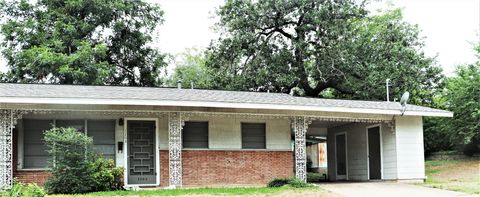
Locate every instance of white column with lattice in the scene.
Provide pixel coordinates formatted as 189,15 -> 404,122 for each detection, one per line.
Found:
0,109 -> 24,189
168,112 -> 184,187
292,116 -> 310,183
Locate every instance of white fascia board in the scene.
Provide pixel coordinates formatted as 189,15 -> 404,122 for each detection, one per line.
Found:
0,97 -> 454,117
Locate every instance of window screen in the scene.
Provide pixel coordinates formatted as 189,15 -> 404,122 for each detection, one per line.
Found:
182,121 -> 208,148
87,120 -> 116,161
56,119 -> 85,132
23,119 -> 52,169
241,123 -> 266,149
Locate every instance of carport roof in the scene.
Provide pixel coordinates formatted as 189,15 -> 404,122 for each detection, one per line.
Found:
0,83 -> 452,117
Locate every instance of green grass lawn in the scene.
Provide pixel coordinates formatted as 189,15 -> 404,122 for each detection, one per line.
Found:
419,159 -> 480,195
52,186 -> 321,196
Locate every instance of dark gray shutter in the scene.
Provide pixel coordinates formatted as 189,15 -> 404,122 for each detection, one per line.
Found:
241,123 -> 266,149
56,119 -> 85,132
87,120 -> 116,161
182,121 -> 208,148
23,119 -> 52,168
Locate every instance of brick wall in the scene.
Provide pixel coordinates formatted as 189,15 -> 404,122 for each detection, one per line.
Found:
13,141 -> 292,186
14,170 -> 50,185
160,150 -> 293,187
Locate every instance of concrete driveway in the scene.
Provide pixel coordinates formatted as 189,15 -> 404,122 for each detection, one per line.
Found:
319,182 -> 477,197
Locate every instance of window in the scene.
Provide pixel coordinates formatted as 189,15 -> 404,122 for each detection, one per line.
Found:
182,121 -> 208,148
23,119 -> 52,169
22,119 -> 116,169
241,123 -> 266,149
87,120 -> 116,160
56,119 -> 85,132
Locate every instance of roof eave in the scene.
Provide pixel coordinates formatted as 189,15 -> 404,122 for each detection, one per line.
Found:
0,97 -> 453,117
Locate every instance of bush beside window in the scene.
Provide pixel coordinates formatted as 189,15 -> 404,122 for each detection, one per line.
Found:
43,127 -> 123,194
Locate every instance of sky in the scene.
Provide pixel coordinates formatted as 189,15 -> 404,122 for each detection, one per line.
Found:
0,0 -> 478,76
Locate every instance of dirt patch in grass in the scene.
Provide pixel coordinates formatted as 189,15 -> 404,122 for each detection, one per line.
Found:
421,159 -> 480,195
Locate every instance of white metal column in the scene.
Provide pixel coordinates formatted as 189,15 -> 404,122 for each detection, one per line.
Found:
292,116 -> 310,183
0,109 -> 24,189
168,112 -> 184,187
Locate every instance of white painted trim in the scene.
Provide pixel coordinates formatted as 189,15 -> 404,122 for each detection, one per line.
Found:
16,120 -> 24,170
335,132 -> 348,181
15,168 -> 48,171
0,97 -> 453,117
366,124 -> 384,180
123,118 -> 160,187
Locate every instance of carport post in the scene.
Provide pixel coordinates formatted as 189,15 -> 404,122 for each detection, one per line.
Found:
292,116 -> 310,183
0,109 -> 25,189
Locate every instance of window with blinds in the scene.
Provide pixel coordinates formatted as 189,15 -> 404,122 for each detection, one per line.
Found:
23,119 -> 52,169
87,120 -> 116,160
22,119 -> 116,169
182,121 -> 209,148
241,123 -> 266,149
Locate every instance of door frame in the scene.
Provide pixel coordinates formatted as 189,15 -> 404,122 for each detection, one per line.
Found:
366,124 -> 383,180
335,132 -> 348,180
123,118 -> 160,187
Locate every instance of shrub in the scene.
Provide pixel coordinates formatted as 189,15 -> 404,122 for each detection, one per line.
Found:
267,178 -> 292,187
267,177 -> 311,188
2,180 -> 45,197
288,178 -> 309,188
44,127 -> 94,194
43,127 -> 124,194
307,172 -> 326,182
91,157 -> 125,192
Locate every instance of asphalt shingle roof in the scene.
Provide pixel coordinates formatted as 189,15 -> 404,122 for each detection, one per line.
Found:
0,83 -> 451,115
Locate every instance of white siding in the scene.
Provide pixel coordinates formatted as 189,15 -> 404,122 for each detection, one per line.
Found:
158,116 -> 291,150
158,118 -> 169,149
327,123 -> 369,181
266,119 -> 291,150
327,122 -> 399,181
395,116 -> 425,179
382,123 -> 397,179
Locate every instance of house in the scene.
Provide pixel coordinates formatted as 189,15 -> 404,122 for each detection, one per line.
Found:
0,83 -> 453,188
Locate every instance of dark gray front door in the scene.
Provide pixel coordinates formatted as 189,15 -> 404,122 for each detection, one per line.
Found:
368,126 -> 381,180
335,133 -> 347,180
127,120 -> 156,185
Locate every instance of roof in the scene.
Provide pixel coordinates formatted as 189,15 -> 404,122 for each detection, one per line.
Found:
0,83 -> 453,117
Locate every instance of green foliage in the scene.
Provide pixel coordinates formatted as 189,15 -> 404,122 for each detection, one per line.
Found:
444,64 -> 480,155
267,177 -> 310,188
90,157 -> 125,192
0,0 -> 167,86
43,127 -> 124,194
267,178 -> 292,188
206,0 -> 443,105
44,127 -> 95,194
423,45 -> 480,155
423,117 -> 453,155
288,178 -> 310,188
167,48 -> 212,89
307,172 -> 326,183
1,180 -> 45,197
